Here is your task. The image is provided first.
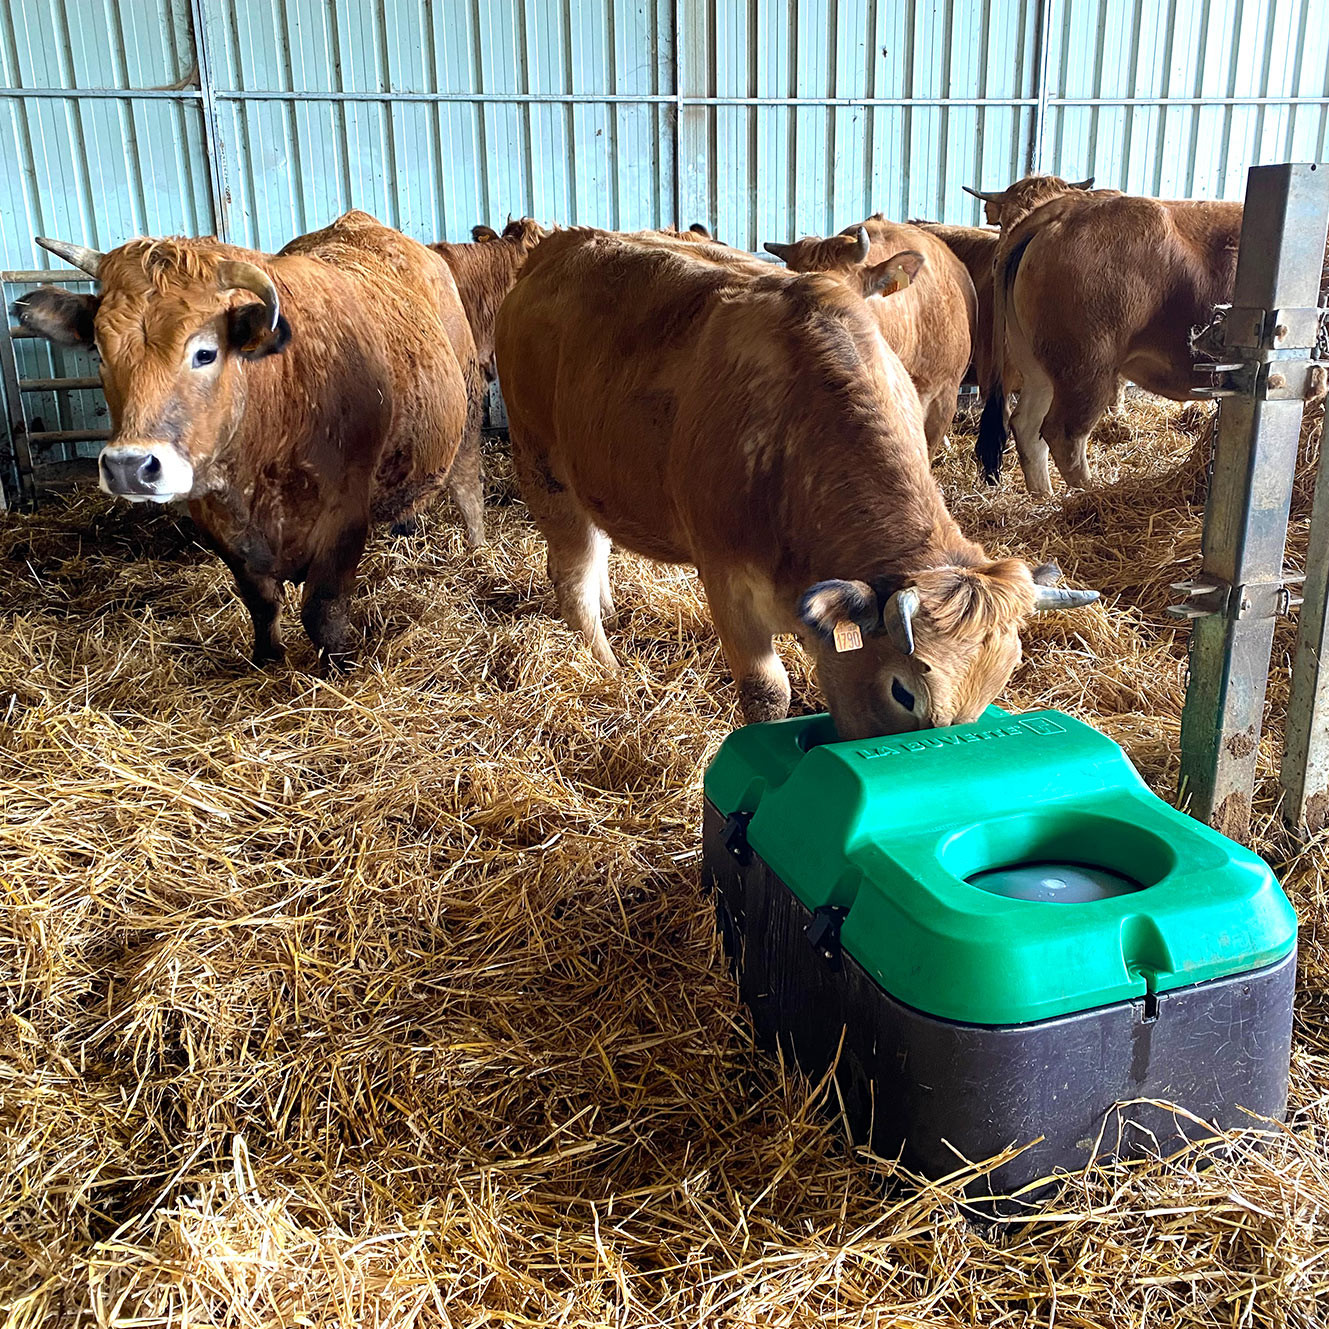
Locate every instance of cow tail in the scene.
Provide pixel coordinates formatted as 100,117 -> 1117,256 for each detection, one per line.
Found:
976,386 -> 1006,484
975,232 -> 1034,485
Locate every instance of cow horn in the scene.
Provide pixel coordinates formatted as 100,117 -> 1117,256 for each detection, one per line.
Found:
1069,175 -> 1095,190
850,226 -> 870,263
216,259 -> 280,332
763,241 -> 794,261
961,185 -> 1006,203
1032,585 -> 1099,611
881,587 -> 921,655
35,236 -> 103,277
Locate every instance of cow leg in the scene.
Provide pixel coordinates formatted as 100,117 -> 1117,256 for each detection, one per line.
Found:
1043,374 -> 1116,490
922,394 -> 955,460
1008,368 -> 1056,496
703,574 -> 790,725
547,523 -> 616,667
300,520 -> 369,672
598,538 -> 616,623
446,430 -> 486,550
230,564 -> 286,666
512,435 -> 617,666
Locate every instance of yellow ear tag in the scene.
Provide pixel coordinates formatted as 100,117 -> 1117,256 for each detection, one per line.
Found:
833,621 -> 864,652
885,270 -> 911,294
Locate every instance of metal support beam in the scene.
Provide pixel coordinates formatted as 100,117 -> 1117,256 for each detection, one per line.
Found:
188,0 -> 230,242
1175,162 -> 1329,842
1282,387 -> 1329,830
1027,0 -> 1055,173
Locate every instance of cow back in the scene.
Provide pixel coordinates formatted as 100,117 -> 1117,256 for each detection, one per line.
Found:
497,229 -> 950,583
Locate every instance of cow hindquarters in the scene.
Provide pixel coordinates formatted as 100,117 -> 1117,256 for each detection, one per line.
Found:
702,568 -> 791,725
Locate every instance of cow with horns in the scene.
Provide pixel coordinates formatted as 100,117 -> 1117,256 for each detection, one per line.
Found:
15,211 -> 485,668
495,226 -> 1098,740
763,218 -> 976,459
962,174 -> 1242,493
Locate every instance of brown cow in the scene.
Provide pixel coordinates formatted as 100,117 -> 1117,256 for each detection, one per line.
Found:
431,217 -> 545,381
764,217 -> 976,458
910,221 -> 1004,397
431,216 -> 547,534
15,210 -> 484,667
494,227 -> 1096,740
964,174 -> 1098,227
966,175 -> 1240,493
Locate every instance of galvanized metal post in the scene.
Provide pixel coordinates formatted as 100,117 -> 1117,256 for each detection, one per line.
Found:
188,0 -> 230,242
1174,162 -> 1329,842
1281,376 -> 1329,830
1027,0 -> 1055,174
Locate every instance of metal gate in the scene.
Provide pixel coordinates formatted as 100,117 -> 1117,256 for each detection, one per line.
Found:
3,0 -> 1329,501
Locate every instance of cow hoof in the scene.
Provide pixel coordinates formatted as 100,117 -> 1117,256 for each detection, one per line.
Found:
251,646 -> 286,668
390,517 -> 420,538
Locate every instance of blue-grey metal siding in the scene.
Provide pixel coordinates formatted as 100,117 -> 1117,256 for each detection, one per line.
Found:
4,0 -> 1328,269
2,0 -> 1329,483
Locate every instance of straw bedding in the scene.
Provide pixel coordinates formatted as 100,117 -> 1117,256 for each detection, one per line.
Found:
2,398 -> 1327,1328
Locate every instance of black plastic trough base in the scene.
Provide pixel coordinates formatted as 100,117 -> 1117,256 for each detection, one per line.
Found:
702,800 -> 1295,1205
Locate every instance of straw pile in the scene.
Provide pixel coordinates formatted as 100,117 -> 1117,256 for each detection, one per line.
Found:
2,398 -> 1327,1328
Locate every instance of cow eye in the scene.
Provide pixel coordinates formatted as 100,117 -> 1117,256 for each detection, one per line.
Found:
891,677 -> 916,711
191,346 -> 218,368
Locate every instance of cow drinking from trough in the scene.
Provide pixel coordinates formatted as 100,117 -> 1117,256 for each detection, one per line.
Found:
494,227 -> 1097,741
965,174 -> 1241,493
764,217 -> 976,460
14,211 -> 484,669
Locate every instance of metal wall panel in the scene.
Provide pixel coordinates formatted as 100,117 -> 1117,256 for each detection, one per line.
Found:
3,0 -> 1329,490
0,0 -> 212,461
1043,0 -> 1329,198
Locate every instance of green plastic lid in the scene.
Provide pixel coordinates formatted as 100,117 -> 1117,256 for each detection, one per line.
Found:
704,707 -> 1296,1026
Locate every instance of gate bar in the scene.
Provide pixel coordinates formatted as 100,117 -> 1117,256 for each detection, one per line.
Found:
1176,162 -> 1329,841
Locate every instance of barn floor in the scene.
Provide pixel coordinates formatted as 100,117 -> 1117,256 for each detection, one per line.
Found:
3,399 -> 1327,1328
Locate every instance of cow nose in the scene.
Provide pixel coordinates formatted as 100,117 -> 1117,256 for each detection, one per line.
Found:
100,448 -> 161,496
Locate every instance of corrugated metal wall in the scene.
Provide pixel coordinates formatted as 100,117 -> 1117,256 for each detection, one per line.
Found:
3,0 -> 1329,480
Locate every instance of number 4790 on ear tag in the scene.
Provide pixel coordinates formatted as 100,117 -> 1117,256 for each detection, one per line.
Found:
833,621 -> 863,652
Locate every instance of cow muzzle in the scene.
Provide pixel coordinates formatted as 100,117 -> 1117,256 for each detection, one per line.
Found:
99,443 -> 195,502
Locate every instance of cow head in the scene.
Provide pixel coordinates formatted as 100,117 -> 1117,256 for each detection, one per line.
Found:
765,228 -> 923,303
14,236 -> 290,503
798,561 -> 1097,739
765,226 -> 872,273
963,175 -> 1095,227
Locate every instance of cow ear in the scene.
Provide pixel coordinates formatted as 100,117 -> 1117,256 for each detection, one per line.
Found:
12,287 -> 98,347
228,305 -> 292,360
471,224 -> 500,241
688,222 -> 712,239
1031,561 -> 1063,586
861,250 -> 925,298
798,579 -> 881,642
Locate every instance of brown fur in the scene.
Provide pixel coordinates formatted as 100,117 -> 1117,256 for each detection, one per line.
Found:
21,211 -> 483,666
910,222 -> 1011,397
494,227 -> 1058,740
767,217 -> 976,458
983,177 -> 1241,493
430,217 -> 545,379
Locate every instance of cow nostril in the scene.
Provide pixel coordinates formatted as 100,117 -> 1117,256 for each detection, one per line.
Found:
138,454 -> 162,482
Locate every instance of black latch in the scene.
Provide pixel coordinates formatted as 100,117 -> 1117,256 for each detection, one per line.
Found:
721,810 -> 753,865
806,905 -> 849,966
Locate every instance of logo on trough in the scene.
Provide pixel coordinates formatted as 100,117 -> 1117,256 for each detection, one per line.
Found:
854,715 -> 1066,761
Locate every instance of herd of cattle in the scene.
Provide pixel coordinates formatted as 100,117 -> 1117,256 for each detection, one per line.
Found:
12,170 -> 1246,740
